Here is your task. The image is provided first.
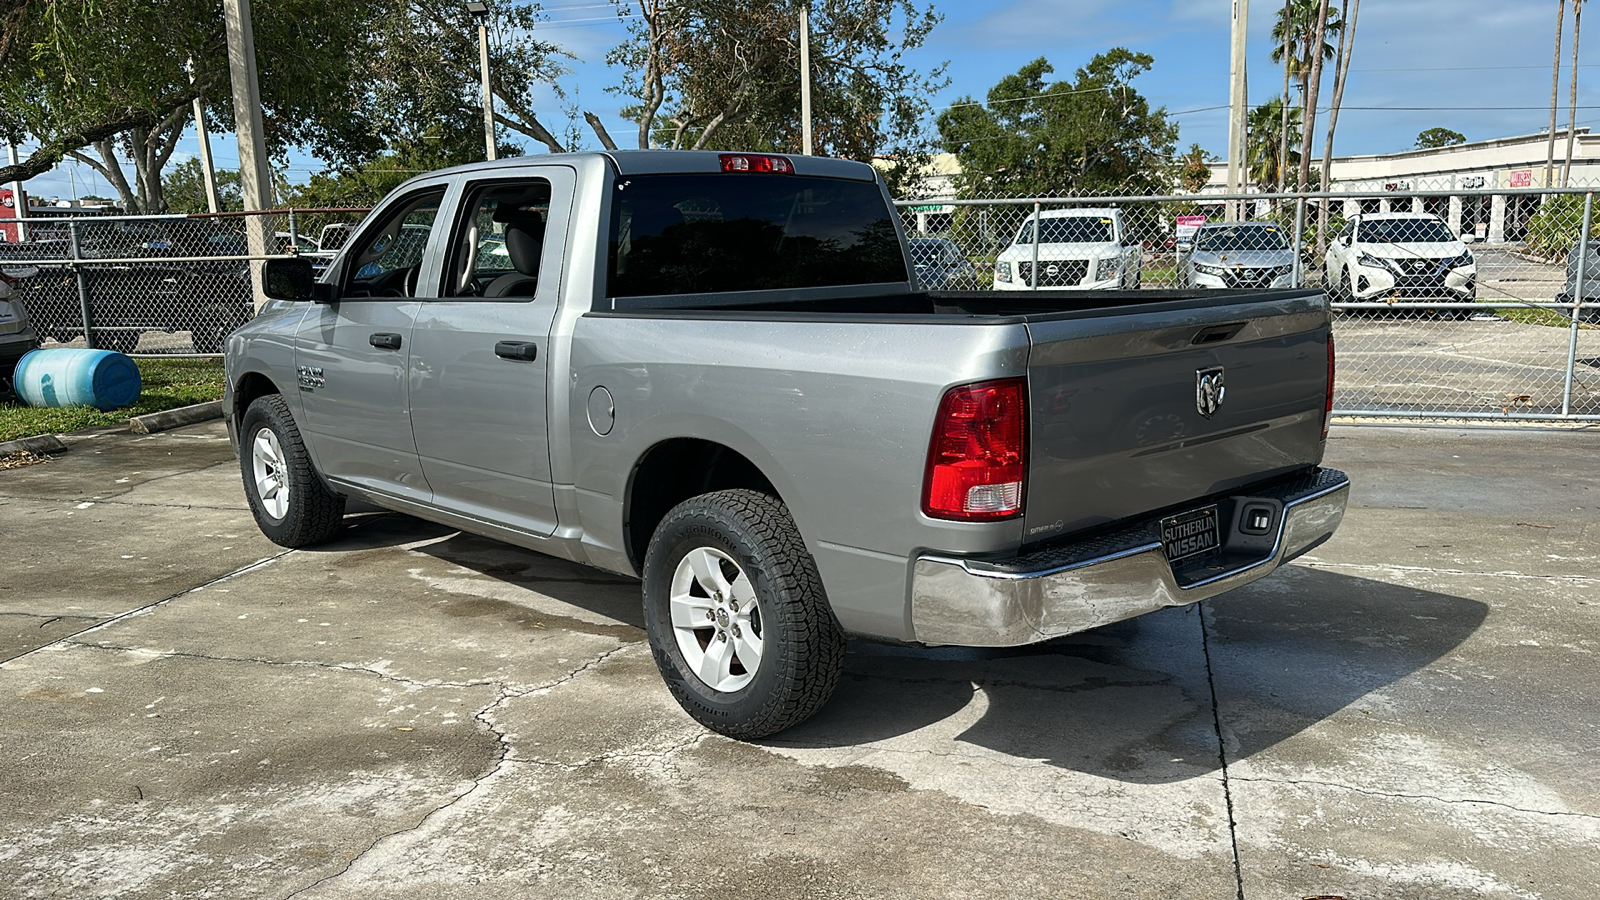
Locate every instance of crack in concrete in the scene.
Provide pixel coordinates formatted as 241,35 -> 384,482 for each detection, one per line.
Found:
11,460 -> 237,507
0,552 -> 293,667
1231,774 -> 1600,822
60,640 -> 504,692
280,643 -> 631,899
1199,601 -> 1246,900
509,733 -> 708,772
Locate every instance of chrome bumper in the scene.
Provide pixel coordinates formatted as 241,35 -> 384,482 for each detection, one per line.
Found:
910,468 -> 1350,647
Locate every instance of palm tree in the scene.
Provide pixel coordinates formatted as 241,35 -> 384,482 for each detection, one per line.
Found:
1270,0 -> 1343,111
1564,0 -> 1585,186
1249,98 -> 1301,192
1318,0 -> 1361,256
1548,0 -> 1568,187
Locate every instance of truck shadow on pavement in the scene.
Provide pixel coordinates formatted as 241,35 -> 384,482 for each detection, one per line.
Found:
767,567 -> 1488,784
308,517 -> 1487,784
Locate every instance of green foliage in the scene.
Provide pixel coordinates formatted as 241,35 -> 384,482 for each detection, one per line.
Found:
1271,0 -> 1343,81
1247,97 -> 1301,191
608,0 -> 946,166
1178,143 -> 1212,195
1415,127 -> 1466,150
936,51 -> 1178,198
162,158 -> 244,214
1524,194 -> 1598,260
0,358 -> 226,443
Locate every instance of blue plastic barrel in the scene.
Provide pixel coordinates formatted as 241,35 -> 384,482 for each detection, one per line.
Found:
13,348 -> 142,412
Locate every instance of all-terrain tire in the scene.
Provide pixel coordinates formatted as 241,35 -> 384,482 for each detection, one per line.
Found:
642,489 -> 846,739
239,394 -> 345,547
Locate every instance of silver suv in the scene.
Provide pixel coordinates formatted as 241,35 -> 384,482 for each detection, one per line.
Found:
0,267 -> 40,390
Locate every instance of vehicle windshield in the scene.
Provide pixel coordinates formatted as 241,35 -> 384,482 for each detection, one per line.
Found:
1357,218 -> 1455,244
1019,216 -> 1116,245
909,239 -> 963,266
607,173 -> 906,297
1195,225 -> 1289,252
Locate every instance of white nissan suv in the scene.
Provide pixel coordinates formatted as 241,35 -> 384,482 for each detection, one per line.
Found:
1323,212 -> 1476,316
993,208 -> 1142,291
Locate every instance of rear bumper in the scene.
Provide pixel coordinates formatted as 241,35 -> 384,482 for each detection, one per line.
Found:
909,468 -> 1349,646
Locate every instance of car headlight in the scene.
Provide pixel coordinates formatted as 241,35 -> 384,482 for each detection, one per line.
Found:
1356,252 -> 1392,271
1194,262 -> 1227,277
1273,264 -> 1295,277
1447,251 -> 1474,270
996,261 -> 1012,283
1095,257 -> 1120,281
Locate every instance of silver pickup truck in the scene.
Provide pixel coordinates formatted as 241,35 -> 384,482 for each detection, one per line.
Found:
224,151 -> 1348,739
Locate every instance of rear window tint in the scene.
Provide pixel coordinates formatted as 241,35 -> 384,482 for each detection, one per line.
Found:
607,173 -> 906,298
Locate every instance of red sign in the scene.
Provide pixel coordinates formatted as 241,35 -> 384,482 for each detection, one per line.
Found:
1175,215 -> 1205,227
1509,169 -> 1533,188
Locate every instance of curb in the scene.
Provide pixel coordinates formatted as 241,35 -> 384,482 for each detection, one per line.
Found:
0,433 -> 70,457
128,400 -> 225,435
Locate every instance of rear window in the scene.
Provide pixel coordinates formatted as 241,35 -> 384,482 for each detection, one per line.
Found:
607,173 -> 906,298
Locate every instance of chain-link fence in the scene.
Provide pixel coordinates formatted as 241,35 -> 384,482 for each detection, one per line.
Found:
0,208 -> 369,356
898,185 -> 1600,421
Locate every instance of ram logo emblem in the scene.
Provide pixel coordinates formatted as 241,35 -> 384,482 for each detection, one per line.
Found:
1196,367 -> 1225,418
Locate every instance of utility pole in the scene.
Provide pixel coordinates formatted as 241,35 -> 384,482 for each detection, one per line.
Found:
467,2 -> 497,160
188,58 -> 221,214
223,0 -> 274,308
1227,0 -> 1250,220
5,142 -> 28,242
800,3 -> 814,155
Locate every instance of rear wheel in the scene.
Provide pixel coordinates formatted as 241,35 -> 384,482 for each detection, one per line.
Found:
642,489 -> 845,739
239,394 -> 345,547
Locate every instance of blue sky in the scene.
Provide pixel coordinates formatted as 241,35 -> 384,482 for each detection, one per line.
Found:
19,0 -> 1600,202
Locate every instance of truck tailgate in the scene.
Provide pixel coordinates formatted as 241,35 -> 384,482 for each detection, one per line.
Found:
1020,291 -> 1330,546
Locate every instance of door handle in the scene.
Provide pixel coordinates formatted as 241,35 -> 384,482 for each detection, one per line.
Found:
495,341 -> 538,361
369,333 -> 402,350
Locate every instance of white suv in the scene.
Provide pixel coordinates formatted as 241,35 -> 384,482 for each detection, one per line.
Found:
993,208 -> 1142,291
1323,213 -> 1476,315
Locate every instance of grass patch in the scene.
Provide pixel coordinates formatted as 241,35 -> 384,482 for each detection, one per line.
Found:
1490,304 -> 1587,328
1,357 -> 226,444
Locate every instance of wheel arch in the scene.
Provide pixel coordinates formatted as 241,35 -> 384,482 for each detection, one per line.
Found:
622,438 -> 782,576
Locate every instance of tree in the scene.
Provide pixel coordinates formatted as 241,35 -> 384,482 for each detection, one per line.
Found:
1178,143 -> 1212,194
1296,0 -> 1332,192
1248,98 -> 1300,191
0,0 -> 387,211
1318,0 -> 1360,256
1547,0 -> 1568,186
1415,127 -> 1466,150
605,0 -> 946,169
162,157 -> 243,214
936,51 -> 1179,198
1271,0 -> 1343,112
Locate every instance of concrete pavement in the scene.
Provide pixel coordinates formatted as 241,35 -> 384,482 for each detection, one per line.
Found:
1,420 -> 1596,898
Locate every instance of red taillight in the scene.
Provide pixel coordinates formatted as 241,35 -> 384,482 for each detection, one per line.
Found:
1323,333 -> 1336,440
923,378 -> 1027,521
719,153 -> 794,174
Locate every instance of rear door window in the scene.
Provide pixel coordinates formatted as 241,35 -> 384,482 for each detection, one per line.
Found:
606,173 -> 905,298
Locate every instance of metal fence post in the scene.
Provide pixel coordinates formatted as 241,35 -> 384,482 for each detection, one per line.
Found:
1031,200 -> 1040,292
287,209 -> 299,249
68,220 -> 95,350
1561,191 -> 1592,416
1292,196 -> 1307,288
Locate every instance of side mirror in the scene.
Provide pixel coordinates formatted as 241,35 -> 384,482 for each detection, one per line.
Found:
263,257 -> 332,303
1459,233 -> 1477,244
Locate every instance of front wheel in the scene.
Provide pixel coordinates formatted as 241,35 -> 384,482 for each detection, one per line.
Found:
239,394 -> 345,547
642,489 -> 845,739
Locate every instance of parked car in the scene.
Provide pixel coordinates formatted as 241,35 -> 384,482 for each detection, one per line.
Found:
0,266 -> 41,387
992,208 -> 1142,291
1554,241 -> 1600,324
1323,212 -> 1476,316
18,218 -> 253,353
907,237 -> 977,289
1182,222 -> 1296,290
227,151 -> 1347,739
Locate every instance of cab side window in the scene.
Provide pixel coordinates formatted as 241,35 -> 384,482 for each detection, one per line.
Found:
447,179 -> 553,298
342,189 -> 446,298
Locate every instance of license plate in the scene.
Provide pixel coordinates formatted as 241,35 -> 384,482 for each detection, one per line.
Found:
1162,505 -> 1220,565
